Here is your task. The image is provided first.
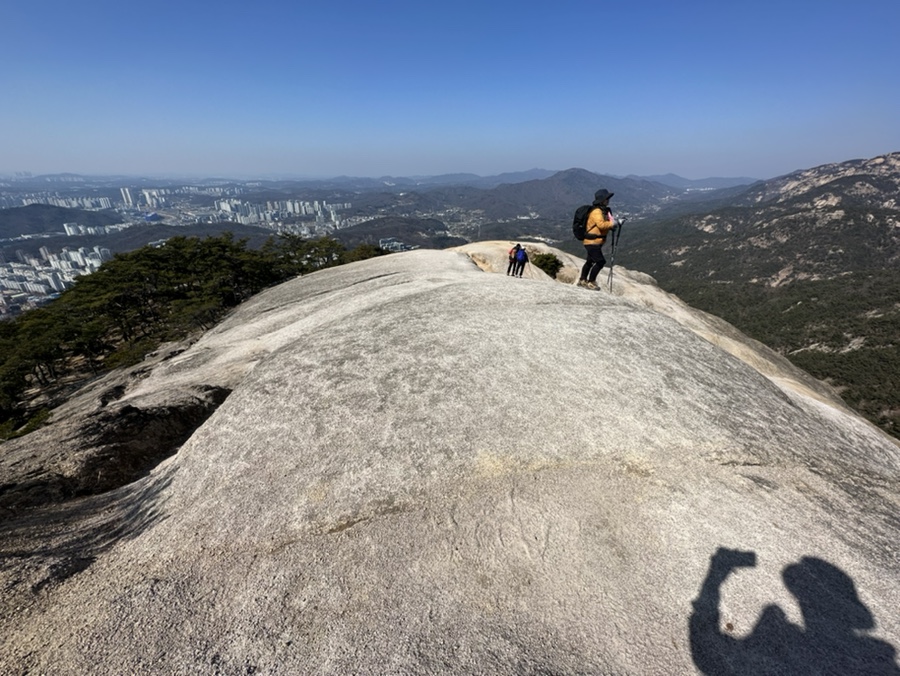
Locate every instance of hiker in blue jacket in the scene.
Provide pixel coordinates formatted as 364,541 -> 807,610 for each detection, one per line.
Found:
513,245 -> 528,277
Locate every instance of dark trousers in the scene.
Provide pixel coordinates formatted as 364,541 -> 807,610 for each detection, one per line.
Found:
581,245 -> 606,282
507,259 -> 516,275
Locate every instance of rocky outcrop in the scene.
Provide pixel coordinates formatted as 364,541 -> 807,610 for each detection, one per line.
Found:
0,344 -> 230,512
1,245 -> 897,674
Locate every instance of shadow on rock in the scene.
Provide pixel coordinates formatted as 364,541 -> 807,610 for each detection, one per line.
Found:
0,470 -> 172,611
690,546 -> 900,675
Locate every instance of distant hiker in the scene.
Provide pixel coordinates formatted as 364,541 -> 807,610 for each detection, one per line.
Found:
577,189 -> 617,290
507,244 -> 521,276
514,245 -> 528,277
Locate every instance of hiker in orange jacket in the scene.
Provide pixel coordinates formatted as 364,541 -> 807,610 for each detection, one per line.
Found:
507,243 -> 521,276
578,189 -> 617,290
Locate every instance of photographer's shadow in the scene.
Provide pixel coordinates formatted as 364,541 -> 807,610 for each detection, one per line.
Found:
690,548 -> 900,675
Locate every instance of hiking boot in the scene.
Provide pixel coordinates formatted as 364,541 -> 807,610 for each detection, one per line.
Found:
577,279 -> 588,288
584,281 -> 599,290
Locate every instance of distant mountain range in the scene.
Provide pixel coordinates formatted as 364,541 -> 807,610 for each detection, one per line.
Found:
2,168 -> 757,193
287,169 -> 761,192
1,168 -> 753,255
626,152 -> 900,285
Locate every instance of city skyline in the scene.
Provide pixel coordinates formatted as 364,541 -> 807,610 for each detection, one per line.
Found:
3,0 -> 899,181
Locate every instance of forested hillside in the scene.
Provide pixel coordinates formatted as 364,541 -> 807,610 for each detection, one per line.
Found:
0,234 -> 384,438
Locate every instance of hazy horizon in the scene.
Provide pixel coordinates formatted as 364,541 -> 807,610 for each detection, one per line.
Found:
0,166 -> 768,183
3,1 -> 898,180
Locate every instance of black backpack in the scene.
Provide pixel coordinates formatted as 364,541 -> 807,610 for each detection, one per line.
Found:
572,204 -> 595,240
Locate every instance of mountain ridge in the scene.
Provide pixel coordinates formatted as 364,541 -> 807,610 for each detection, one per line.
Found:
626,172 -> 760,190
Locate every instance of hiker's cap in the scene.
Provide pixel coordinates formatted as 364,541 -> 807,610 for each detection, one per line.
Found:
593,189 -> 614,204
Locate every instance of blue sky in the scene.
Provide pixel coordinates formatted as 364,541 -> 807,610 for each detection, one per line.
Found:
2,0 -> 898,180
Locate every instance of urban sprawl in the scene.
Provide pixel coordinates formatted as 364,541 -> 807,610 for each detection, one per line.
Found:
0,182 -> 394,318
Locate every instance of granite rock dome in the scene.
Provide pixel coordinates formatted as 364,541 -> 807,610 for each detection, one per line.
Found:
1,244 -> 898,674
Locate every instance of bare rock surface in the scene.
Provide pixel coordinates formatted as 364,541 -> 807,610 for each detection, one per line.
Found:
1,245 -> 898,674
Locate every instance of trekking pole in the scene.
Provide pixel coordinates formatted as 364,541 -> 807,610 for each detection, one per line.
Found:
606,218 -> 627,291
